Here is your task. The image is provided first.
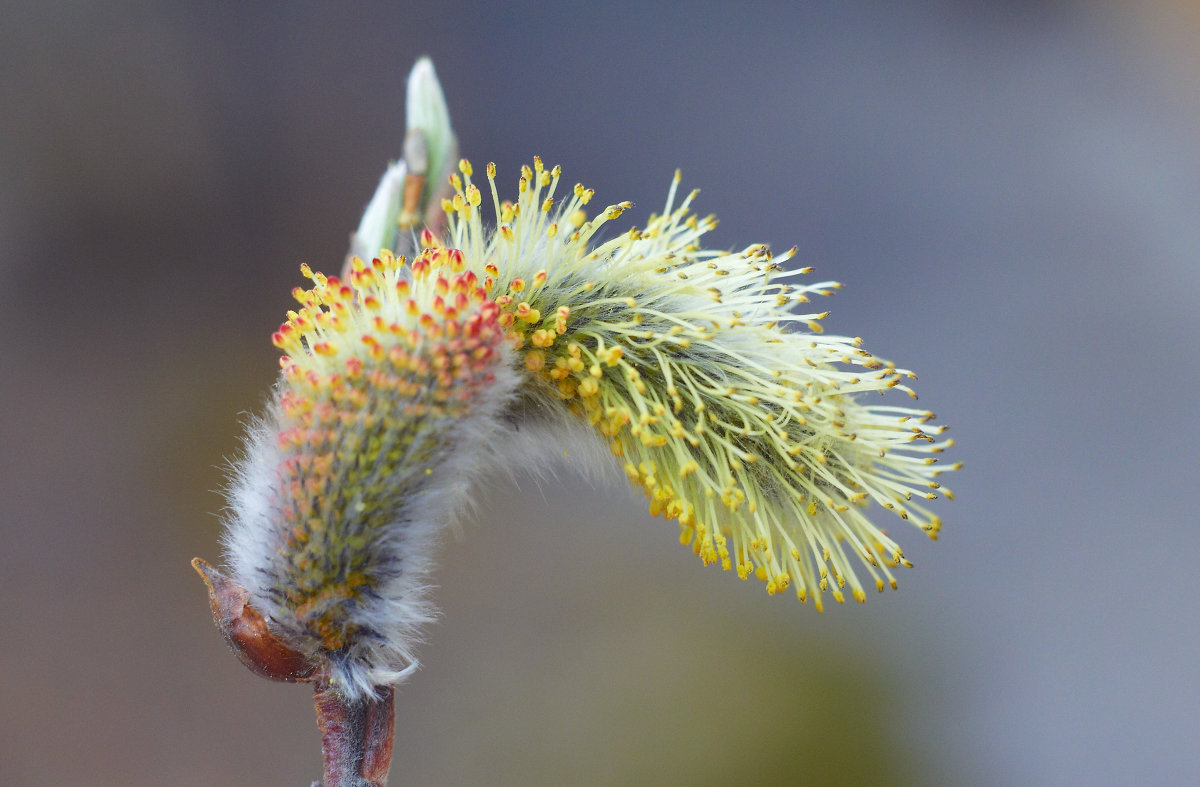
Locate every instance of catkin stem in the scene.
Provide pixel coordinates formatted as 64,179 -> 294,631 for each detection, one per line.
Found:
312,680 -> 395,787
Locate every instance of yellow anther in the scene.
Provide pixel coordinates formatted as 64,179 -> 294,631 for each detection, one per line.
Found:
528,329 -> 553,348
524,351 -> 545,371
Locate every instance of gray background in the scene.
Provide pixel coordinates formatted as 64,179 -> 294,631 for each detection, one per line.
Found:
2,1 -> 1197,784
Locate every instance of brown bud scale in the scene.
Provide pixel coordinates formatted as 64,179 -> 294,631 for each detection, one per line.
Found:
192,557 -> 316,682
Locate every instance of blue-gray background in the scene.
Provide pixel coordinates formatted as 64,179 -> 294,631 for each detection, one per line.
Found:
2,1 -> 1196,784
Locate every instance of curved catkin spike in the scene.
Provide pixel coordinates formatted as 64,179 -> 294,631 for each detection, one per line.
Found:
442,161 -> 955,606
218,163 -> 956,702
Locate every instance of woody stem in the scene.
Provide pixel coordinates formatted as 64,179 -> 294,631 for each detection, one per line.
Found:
312,679 -> 395,787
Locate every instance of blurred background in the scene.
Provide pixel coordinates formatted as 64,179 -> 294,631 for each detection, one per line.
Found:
2,1 -> 1198,784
